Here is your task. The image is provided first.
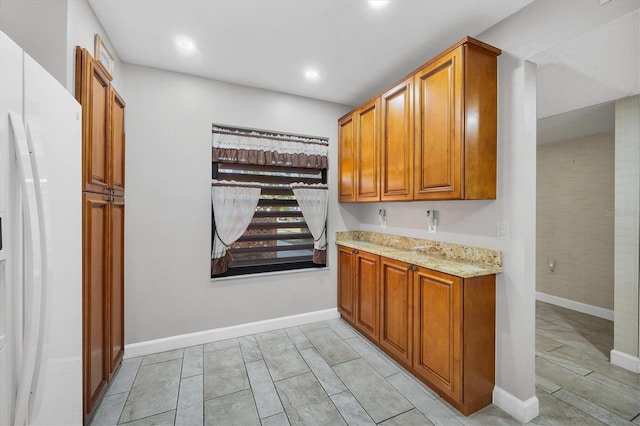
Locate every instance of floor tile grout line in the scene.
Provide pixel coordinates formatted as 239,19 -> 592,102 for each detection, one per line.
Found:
199,346 -> 204,426
373,406 -> 417,425
248,332 -> 288,421
115,358 -> 143,425
535,302 -> 640,425
327,323 -> 417,425
118,408 -> 176,426
557,388 -> 640,426
539,351 -> 639,403
96,303 -> 630,426
294,324 -> 379,425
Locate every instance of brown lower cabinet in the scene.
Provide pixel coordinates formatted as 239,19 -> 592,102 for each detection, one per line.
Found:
379,257 -> 413,369
82,193 -> 109,415
338,246 -> 380,343
82,193 -> 125,420
337,244 -> 495,416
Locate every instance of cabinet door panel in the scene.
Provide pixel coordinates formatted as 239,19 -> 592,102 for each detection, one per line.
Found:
355,251 -> 379,341
108,197 -> 125,377
110,88 -> 126,196
413,267 -> 461,400
380,258 -> 412,367
355,99 -> 380,201
381,79 -> 413,201
83,193 -> 109,416
78,50 -> 111,195
337,246 -> 355,323
338,114 -> 356,202
414,48 -> 462,200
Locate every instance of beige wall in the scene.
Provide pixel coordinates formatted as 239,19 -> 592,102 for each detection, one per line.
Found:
536,133 -> 615,310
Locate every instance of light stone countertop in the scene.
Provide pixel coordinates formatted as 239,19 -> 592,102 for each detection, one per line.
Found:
336,231 -> 503,278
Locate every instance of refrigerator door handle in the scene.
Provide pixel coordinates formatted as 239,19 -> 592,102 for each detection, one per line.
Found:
8,112 -> 43,426
24,121 -> 52,419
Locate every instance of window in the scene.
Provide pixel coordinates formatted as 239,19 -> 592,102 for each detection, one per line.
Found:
211,125 -> 329,278
212,163 -> 326,277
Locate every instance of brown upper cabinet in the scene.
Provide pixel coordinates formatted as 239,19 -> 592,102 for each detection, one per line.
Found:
76,47 -> 126,196
338,115 -> 356,202
339,98 -> 382,202
381,78 -> 413,201
338,37 -> 500,202
110,89 -> 126,196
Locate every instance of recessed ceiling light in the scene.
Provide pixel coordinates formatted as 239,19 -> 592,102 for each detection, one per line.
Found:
369,0 -> 389,9
305,69 -> 320,81
175,35 -> 196,53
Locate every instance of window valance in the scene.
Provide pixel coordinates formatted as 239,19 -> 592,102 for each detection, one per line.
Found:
212,125 -> 328,169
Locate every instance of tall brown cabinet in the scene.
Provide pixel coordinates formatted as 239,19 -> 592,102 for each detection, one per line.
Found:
75,47 -> 126,422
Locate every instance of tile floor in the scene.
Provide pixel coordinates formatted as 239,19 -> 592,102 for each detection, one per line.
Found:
90,302 -> 640,425
535,301 -> 640,425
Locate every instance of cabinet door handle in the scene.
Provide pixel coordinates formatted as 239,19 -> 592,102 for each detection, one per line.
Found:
354,249 -> 359,254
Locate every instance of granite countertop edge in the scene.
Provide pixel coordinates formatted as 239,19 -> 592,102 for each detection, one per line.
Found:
336,239 -> 503,279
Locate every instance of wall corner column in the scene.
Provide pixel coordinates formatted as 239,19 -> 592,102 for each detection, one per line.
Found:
612,94 -> 640,373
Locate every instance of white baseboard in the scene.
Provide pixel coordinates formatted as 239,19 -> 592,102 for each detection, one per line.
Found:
493,386 -> 539,424
610,349 -> 640,373
536,292 -> 614,321
124,308 -> 340,358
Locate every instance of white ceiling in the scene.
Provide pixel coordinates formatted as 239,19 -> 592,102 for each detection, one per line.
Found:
533,9 -> 639,120
88,0 -> 532,107
537,101 -> 615,145
88,0 -> 638,146
533,9 -> 638,144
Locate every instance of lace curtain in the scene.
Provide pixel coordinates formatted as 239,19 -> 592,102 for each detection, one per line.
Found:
291,183 -> 329,264
211,181 -> 261,275
212,125 -> 329,169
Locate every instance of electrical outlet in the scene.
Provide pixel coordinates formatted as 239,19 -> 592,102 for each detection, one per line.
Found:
497,221 -> 509,239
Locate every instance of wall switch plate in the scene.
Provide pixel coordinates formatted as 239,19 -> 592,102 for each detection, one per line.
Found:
497,221 -> 509,239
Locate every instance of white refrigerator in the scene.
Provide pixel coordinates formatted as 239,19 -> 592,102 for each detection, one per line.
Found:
0,32 -> 82,425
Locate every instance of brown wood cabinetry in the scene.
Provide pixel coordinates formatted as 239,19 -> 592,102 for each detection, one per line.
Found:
337,247 -> 380,343
82,192 -> 109,415
381,79 -> 413,201
414,49 -> 462,199
337,246 -> 356,322
354,250 -> 380,342
355,99 -> 380,202
338,99 -> 382,202
413,267 -> 462,401
412,266 -> 495,414
110,90 -> 126,196
108,196 -> 125,377
76,46 -> 126,422
414,42 -> 499,200
338,115 -> 356,202
337,37 -> 500,202
336,244 -> 496,415
379,257 -> 413,369
80,54 -> 110,195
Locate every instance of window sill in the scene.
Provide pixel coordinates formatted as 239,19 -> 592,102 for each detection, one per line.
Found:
210,266 -> 331,283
